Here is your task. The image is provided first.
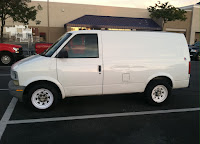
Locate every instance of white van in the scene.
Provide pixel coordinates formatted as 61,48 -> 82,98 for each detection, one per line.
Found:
8,30 -> 190,111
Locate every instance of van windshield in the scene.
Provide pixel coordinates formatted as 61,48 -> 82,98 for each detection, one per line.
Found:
41,33 -> 72,57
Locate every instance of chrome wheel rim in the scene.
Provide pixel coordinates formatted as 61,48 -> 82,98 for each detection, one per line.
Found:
151,85 -> 168,103
1,55 -> 11,64
31,88 -> 54,109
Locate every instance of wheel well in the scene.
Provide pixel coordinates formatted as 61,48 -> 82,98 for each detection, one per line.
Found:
0,51 -> 13,56
23,80 -> 62,101
146,76 -> 173,90
0,51 -> 12,55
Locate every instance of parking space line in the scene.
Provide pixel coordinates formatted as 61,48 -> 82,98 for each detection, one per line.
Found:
8,107 -> 200,125
0,66 -> 11,68
0,74 -> 10,76
0,89 -> 8,91
0,98 -> 18,140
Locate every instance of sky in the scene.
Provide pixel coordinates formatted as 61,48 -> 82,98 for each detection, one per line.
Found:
33,0 -> 199,8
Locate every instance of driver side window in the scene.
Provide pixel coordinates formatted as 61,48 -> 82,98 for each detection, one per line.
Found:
58,34 -> 99,58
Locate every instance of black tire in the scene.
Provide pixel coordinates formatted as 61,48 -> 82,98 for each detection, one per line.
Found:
195,54 -> 199,61
191,56 -> 194,61
25,83 -> 59,111
0,52 -> 14,66
145,80 -> 172,106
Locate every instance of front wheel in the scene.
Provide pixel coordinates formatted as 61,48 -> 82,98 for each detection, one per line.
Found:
26,84 -> 59,111
0,53 -> 13,65
145,80 -> 172,105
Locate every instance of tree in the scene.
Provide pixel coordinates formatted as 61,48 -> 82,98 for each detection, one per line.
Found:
0,0 -> 41,42
147,1 -> 187,30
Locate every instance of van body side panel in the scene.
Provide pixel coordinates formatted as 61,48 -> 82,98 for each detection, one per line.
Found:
102,58 -> 148,94
11,55 -> 66,98
101,31 -> 189,94
173,35 -> 190,88
15,56 -> 58,87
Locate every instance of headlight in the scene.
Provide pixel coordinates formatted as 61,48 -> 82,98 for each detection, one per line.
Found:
11,70 -> 18,80
13,47 -> 19,53
191,49 -> 197,52
13,80 -> 19,86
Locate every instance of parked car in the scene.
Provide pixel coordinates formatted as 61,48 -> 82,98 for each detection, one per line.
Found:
35,43 -> 52,54
9,30 -> 190,111
0,43 -> 23,65
189,41 -> 199,61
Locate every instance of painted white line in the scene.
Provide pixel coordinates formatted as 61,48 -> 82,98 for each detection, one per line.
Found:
0,97 -> 18,140
0,74 -> 10,76
0,89 -> 8,91
8,107 -> 200,125
0,66 -> 11,68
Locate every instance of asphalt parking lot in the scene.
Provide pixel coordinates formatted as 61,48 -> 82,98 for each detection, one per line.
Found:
0,62 -> 199,144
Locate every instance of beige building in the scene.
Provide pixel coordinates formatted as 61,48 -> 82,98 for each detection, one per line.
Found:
4,1 -> 152,43
164,3 -> 200,44
181,3 -> 200,44
1,1 -> 199,44
164,11 -> 192,44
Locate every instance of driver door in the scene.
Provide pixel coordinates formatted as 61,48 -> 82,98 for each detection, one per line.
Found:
56,33 -> 103,97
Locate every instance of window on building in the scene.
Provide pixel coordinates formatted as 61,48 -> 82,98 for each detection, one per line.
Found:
108,28 -> 131,31
40,32 -> 46,42
71,27 -> 91,31
195,32 -> 199,42
58,34 -> 98,58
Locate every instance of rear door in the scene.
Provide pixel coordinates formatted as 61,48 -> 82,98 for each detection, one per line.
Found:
56,33 -> 103,97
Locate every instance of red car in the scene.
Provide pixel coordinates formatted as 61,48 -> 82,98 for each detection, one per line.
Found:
35,43 -> 52,54
0,43 -> 23,65
35,39 -> 87,55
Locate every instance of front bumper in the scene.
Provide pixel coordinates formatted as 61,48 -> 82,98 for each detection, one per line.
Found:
8,80 -> 25,102
13,53 -> 24,61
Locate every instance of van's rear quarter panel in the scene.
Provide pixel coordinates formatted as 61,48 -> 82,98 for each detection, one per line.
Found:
101,31 -> 189,93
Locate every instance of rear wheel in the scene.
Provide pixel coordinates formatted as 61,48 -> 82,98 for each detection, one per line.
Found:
145,80 -> 172,105
195,53 -> 199,61
0,52 -> 13,65
25,84 -> 59,111
199,53 -> 200,61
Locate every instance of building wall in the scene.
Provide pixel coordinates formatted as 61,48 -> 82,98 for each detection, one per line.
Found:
190,6 -> 200,44
30,1 -> 150,42
29,1 -> 150,27
2,1 -> 150,43
181,4 -> 200,44
1,1 -> 198,44
29,26 -> 66,42
163,11 -> 192,44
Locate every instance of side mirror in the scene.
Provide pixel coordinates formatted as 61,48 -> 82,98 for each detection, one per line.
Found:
57,51 -> 68,58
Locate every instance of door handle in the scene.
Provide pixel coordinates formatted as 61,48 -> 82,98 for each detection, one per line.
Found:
98,65 -> 101,73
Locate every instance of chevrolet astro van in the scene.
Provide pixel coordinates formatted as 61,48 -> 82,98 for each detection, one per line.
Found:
8,30 -> 190,111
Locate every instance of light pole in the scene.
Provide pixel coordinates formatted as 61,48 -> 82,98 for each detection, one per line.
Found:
47,0 -> 50,43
